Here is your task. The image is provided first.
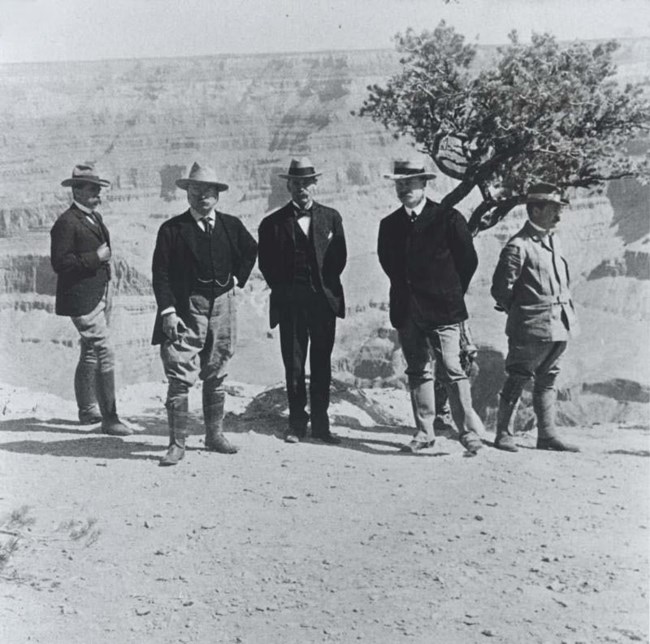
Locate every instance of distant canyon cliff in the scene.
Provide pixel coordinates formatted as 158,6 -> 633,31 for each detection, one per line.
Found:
0,43 -> 648,424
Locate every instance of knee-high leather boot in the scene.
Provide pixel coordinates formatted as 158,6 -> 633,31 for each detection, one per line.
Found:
203,388 -> 238,454
160,399 -> 189,466
96,370 -> 132,436
534,387 -> 580,452
75,361 -> 102,424
494,376 -> 528,452
494,395 -> 520,452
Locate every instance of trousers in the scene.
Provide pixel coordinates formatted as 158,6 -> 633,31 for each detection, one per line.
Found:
398,313 -> 484,443
500,340 -> 567,439
160,291 -> 236,412
278,289 -> 336,432
70,287 -> 114,414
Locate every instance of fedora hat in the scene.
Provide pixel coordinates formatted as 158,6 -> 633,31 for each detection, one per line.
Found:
176,162 -> 229,192
526,182 -> 569,206
384,159 -> 436,181
278,157 -> 322,180
61,163 -> 111,188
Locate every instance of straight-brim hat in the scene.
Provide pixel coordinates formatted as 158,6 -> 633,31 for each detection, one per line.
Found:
176,162 -> 229,192
278,157 -> 322,179
526,182 -> 569,205
61,163 -> 111,188
384,159 -> 436,181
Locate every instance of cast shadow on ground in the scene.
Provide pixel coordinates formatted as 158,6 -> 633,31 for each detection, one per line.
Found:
0,413 -> 217,441
230,411 -> 459,457
0,418 -> 104,435
0,436 -> 165,461
331,434 -> 454,457
0,415 -> 176,461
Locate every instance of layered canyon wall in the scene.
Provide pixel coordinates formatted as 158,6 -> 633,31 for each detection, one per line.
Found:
0,42 -> 648,422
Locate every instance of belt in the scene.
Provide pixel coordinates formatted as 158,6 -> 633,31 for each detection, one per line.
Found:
516,298 -> 572,311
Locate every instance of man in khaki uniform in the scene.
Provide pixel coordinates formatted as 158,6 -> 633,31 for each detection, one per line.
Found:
491,182 -> 580,453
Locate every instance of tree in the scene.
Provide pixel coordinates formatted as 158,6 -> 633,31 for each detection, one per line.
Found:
358,22 -> 650,233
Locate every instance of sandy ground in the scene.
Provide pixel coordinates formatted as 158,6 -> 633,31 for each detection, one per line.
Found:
0,381 -> 648,644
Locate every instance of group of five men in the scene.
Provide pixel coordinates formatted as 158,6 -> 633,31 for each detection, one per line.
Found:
50,157 -> 579,467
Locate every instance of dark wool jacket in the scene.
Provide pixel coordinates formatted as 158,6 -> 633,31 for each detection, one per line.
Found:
50,204 -> 112,317
258,202 -> 347,328
377,198 -> 478,329
151,210 -> 258,345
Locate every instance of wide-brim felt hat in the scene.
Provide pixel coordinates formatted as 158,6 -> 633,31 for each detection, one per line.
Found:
278,157 -> 322,179
526,182 -> 569,205
384,159 -> 436,181
176,162 -> 229,192
61,163 -> 111,187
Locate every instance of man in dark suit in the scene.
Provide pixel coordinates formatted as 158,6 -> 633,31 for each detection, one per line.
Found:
378,159 -> 484,454
258,158 -> 347,444
491,183 -> 579,453
152,162 -> 257,466
50,163 -> 131,435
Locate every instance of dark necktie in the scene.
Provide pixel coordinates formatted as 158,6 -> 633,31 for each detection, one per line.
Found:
408,210 -> 417,223
202,216 -> 213,235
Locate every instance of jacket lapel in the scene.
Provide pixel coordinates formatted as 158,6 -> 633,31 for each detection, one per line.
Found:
280,203 -> 296,245
93,211 -> 111,245
392,206 -> 411,239
73,206 -> 104,241
311,203 -> 329,267
178,210 -> 201,261
411,199 -> 439,232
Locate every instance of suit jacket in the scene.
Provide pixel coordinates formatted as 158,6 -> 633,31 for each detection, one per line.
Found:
151,209 -> 258,345
258,202 -> 347,328
378,198 -> 478,329
50,204 -> 112,317
491,221 -> 578,342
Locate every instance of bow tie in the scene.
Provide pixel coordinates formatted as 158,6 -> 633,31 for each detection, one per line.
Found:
295,208 -> 312,218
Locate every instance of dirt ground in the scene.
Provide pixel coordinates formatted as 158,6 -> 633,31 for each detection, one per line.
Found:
0,382 -> 648,644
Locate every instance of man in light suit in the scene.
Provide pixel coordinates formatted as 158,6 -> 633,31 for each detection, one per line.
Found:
152,162 -> 258,466
50,163 -> 131,435
258,158 -> 347,444
378,159 -> 484,455
491,182 -> 580,453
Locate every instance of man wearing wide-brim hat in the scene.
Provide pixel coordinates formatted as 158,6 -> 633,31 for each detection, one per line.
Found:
378,159 -> 485,455
151,161 -> 258,466
50,163 -> 131,435
258,157 -> 347,444
491,182 -> 580,453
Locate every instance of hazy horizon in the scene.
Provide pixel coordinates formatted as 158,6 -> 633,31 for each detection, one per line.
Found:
2,35 -> 650,69
1,0 -> 649,65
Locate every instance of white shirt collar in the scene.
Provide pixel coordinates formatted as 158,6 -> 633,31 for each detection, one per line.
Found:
73,200 -> 94,215
405,198 -> 426,218
190,207 -> 215,223
292,200 -> 314,213
528,219 -> 552,235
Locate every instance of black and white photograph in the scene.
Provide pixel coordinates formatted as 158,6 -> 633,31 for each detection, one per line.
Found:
0,0 -> 649,641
